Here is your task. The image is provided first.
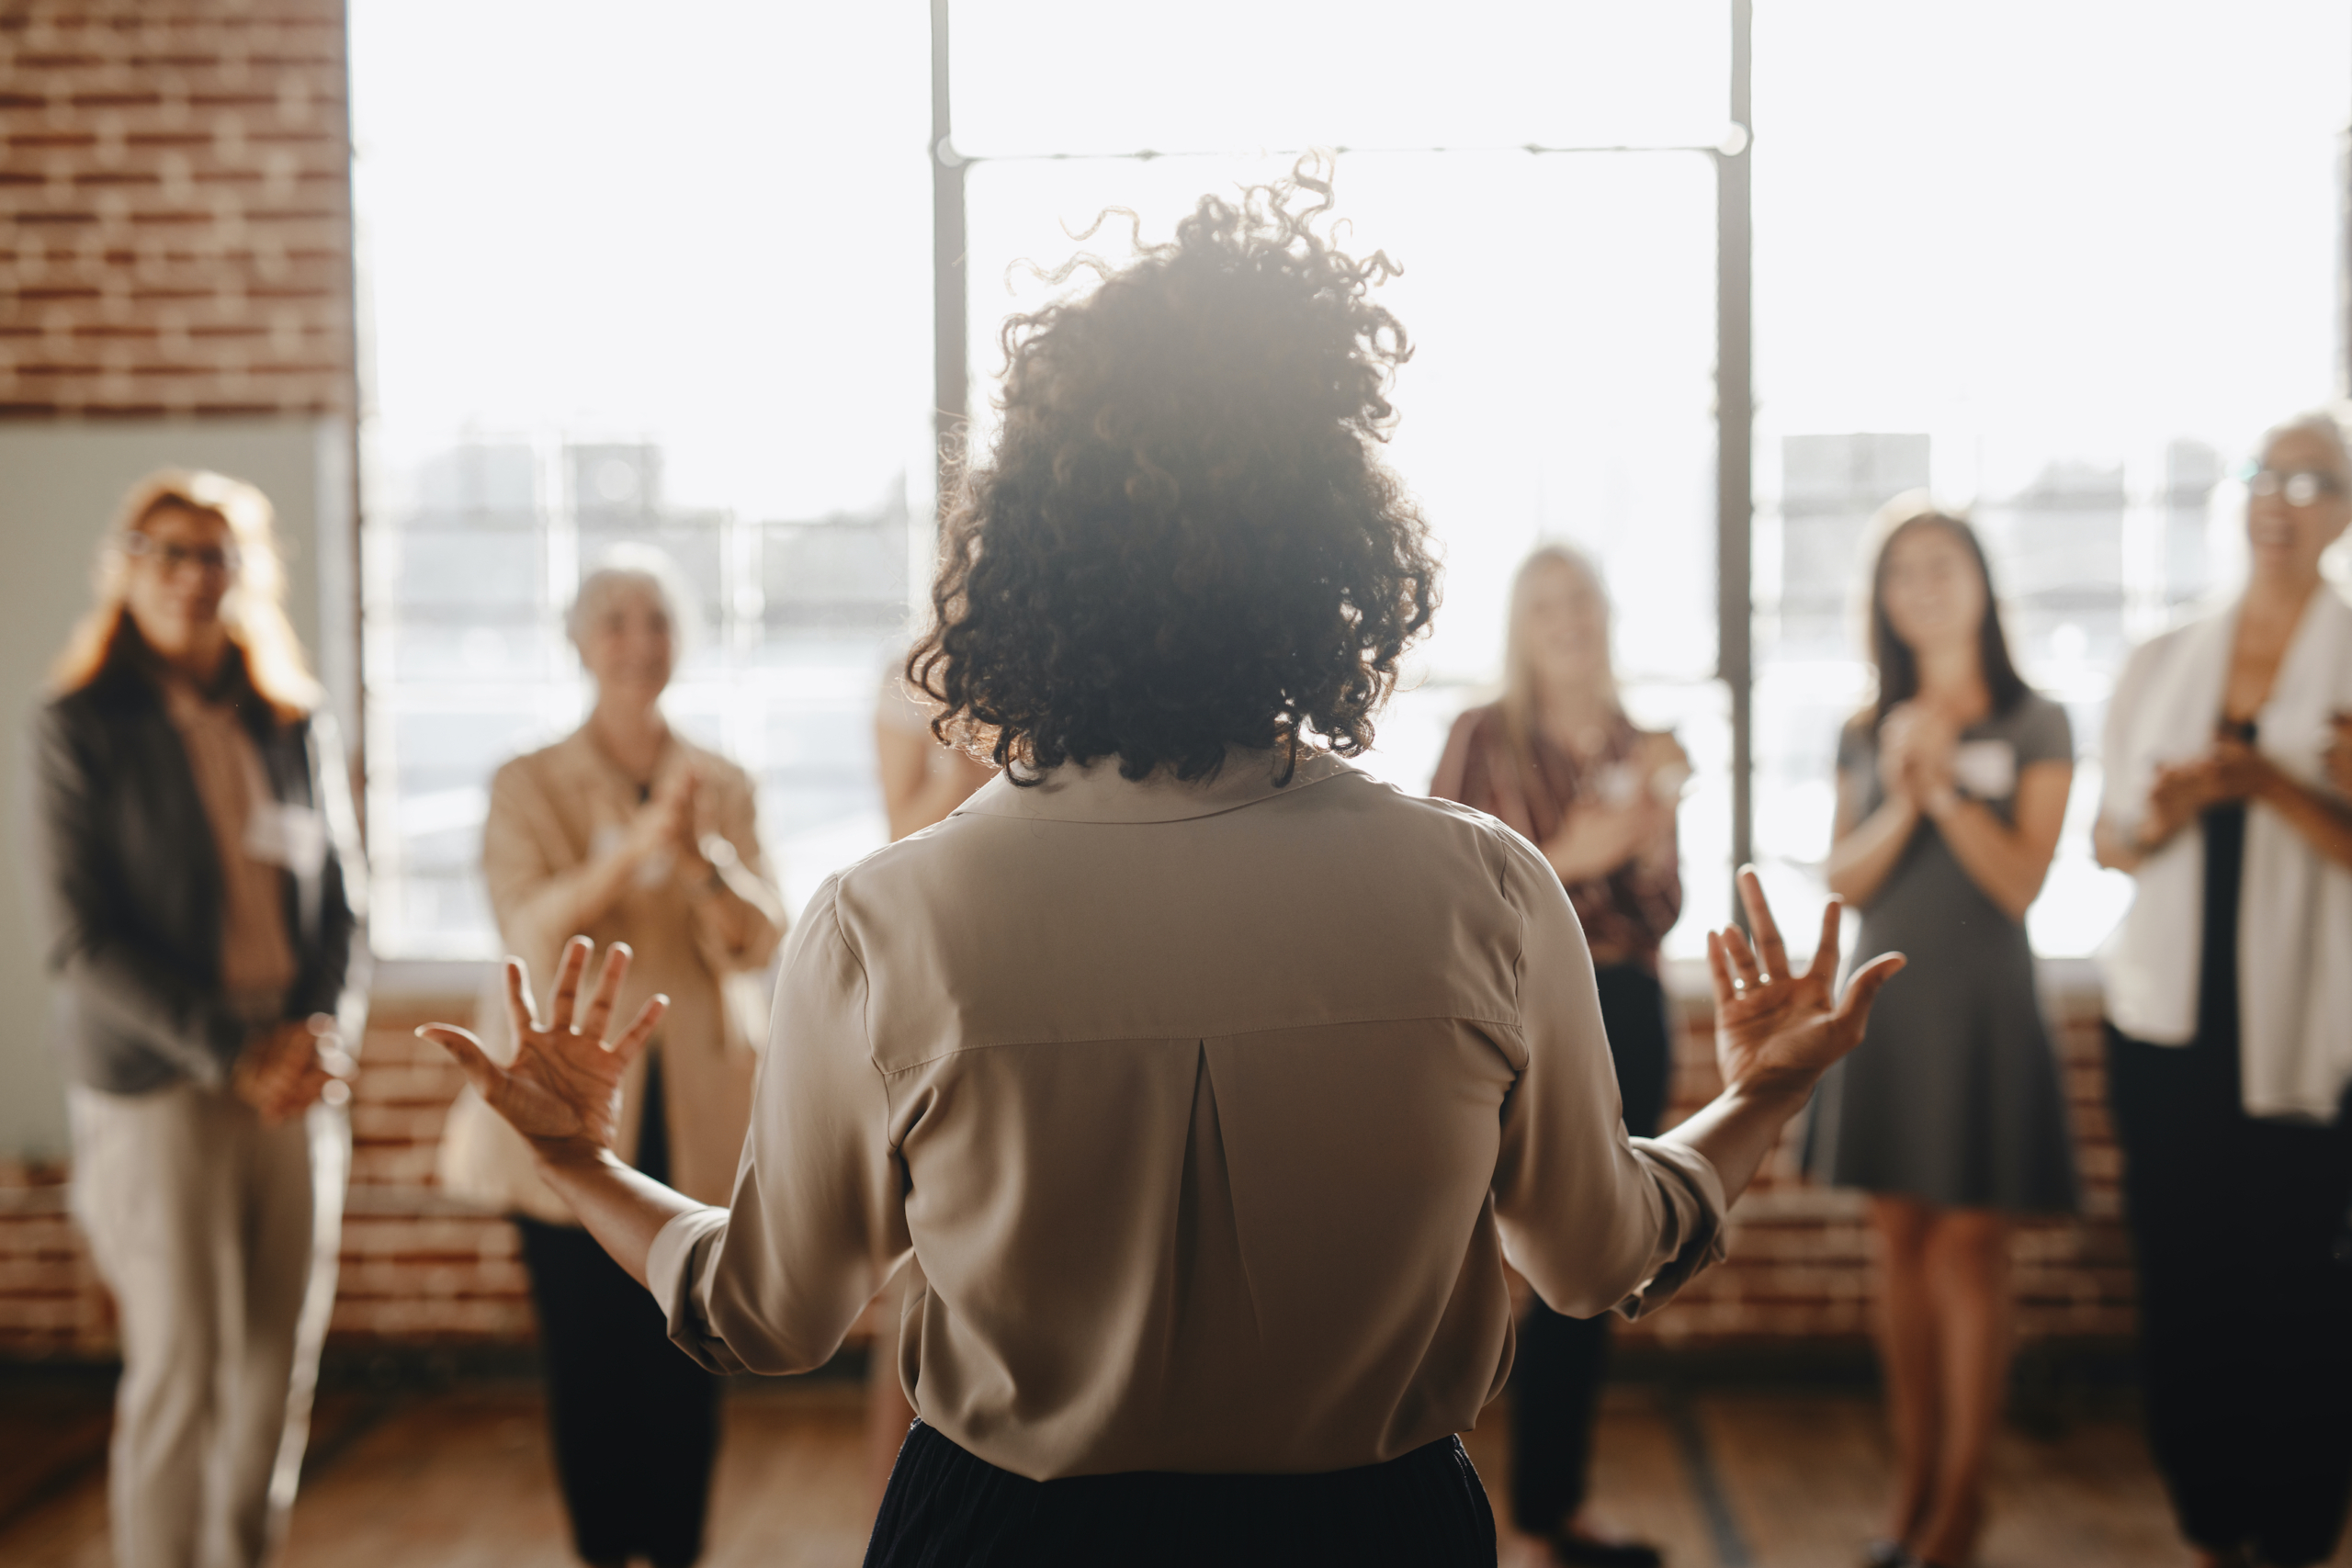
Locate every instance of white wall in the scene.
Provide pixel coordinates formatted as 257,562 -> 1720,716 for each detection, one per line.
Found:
0,419 -> 356,1159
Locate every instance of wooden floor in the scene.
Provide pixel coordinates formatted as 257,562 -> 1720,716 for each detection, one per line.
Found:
3,1375 -> 2346,1567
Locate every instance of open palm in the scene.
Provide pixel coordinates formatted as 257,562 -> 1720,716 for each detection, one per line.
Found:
421,937 -> 668,1160
1707,868 -> 1905,1094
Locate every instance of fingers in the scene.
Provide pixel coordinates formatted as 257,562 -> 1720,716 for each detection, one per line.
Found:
503,957 -> 537,1041
419,1024 -> 504,1099
547,936 -> 593,1033
1834,952 -> 1908,1026
578,942 -> 633,1044
1721,922 -> 1762,990
606,993 -> 670,1070
1810,897 -> 1845,986
1735,865 -> 1786,981
1705,930 -> 1736,1009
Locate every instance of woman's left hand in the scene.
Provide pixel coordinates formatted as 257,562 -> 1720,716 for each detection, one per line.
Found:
1707,868 -> 1905,1098
421,936 -> 668,1165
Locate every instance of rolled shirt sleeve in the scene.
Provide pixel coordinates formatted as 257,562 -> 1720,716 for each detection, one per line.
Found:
647,874 -> 909,1375
1487,829 -> 1728,1319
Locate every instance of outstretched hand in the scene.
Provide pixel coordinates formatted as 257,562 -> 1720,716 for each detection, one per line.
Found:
1706,867 -> 1905,1099
420,936 -> 668,1166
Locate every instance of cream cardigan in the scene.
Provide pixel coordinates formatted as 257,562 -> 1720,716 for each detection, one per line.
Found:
2098,585 -> 2352,1120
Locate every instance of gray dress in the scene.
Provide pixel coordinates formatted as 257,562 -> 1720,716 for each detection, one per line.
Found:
1804,694 -> 2080,1213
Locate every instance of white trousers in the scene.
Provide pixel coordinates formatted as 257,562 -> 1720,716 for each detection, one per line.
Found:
69,1083 -> 348,1568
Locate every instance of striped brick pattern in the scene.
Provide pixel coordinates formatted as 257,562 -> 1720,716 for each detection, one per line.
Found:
0,2 -> 354,416
1619,1000 -> 2134,1348
3,989 -> 2136,1360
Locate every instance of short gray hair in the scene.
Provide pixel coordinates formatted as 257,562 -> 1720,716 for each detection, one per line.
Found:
2261,408 -> 2352,479
566,544 -> 701,654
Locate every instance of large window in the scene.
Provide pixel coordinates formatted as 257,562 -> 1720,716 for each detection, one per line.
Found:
351,3 -> 2352,971
952,0 -> 1740,953
1748,0 -> 2352,959
349,3 -> 934,956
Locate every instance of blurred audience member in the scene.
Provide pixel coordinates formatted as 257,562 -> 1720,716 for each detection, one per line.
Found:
861,657 -> 996,1505
443,547 -> 784,1568
1430,543 -> 1686,1568
37,470 -> 366,1568
2095,413 -> 2352,1568
1815,499 -> 2077,1568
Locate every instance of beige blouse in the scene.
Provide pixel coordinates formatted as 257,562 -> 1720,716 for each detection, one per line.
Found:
647,750 -> 1726,1480
159,676 -> 298,1010
477,727 -> 784,1212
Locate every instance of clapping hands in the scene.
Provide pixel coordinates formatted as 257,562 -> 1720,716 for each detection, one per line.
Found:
420,937 -> 669,1165
1878,701 -> 1959,812
2140,728 -> 2281,849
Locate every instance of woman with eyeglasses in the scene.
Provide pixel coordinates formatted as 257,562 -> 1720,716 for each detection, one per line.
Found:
35,471 -> 366,1568
1812,496 -> 2079,1568
2094,412 -> 2352,1568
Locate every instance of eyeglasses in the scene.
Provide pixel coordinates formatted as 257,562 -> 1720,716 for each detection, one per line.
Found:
119,533 -> 242,576
2236,463 -> 2346,507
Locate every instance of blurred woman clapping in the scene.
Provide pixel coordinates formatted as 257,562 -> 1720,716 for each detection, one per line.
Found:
443,548 -> 784,1568
1814,499 -> 2078,1568
2094,413 -> 2352,1568
1430,544 -> 1685,1568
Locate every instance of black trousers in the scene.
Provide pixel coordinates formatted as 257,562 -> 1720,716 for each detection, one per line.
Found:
864,1419 -> 1496,1568
1509,964 -> 1674,1538
2108,1023 -> 2352,1567
514,1052 -> 721,1567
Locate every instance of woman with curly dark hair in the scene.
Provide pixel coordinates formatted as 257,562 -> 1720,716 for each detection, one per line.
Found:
424,170 -> 1902,1567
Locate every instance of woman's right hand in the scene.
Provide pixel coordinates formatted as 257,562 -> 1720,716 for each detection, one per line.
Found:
1706,868 -> 1905,1100
421,937 -> 667,1166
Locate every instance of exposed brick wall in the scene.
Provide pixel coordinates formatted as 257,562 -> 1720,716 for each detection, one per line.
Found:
0,998 -> 532,1359
0,1 -> 355,417
334,1000 -> 536,1345
1620,994 -> 2134,1348
1,987 -> 2135,1362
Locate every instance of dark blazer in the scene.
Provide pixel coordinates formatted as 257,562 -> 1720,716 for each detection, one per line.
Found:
34,645 -> 368,1095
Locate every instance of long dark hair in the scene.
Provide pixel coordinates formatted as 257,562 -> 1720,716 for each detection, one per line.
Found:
1866,498 -> 2028,730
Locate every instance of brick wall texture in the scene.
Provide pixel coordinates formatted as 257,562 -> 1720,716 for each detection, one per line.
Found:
0,988 -> 2135,1361
0,1 -> 355,417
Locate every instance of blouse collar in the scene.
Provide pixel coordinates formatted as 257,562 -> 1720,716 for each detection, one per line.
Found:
955,746 -> 1354,825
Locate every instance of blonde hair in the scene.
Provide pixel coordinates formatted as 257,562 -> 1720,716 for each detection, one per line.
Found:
49,469 -> 319,723
1499,542 -> 1620,761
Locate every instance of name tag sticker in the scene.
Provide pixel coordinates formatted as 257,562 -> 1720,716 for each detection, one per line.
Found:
1952,739 -> 2018,801
245,803 -> 328,875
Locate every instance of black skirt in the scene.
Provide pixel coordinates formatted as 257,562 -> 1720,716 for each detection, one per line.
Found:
865,1420 -> 1497,1568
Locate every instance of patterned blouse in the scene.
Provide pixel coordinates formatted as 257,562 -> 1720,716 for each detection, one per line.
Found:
1429,703 -> 1684,971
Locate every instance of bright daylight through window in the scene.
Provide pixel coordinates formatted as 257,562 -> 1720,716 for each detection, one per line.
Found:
351,0 -> 2352,970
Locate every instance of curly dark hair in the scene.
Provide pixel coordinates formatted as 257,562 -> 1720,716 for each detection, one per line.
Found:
910,164 -> 1439,785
